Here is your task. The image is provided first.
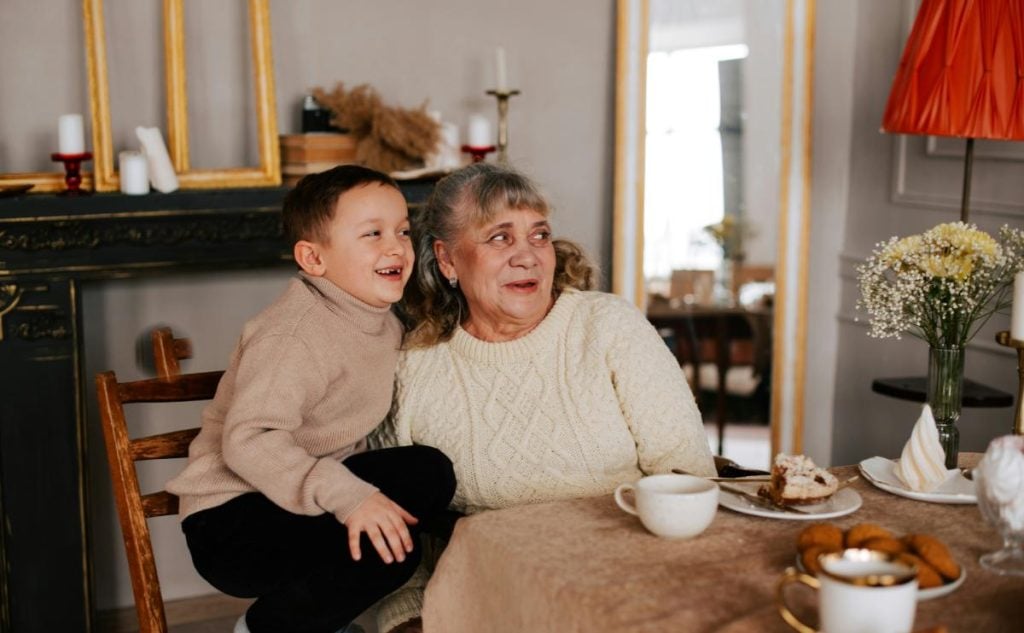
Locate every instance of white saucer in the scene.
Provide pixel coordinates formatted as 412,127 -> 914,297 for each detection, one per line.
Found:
859,456 -> 976,504
718,483 -> 861,520
795,555 -> 965,601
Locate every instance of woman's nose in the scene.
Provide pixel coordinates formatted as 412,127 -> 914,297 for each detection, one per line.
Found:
508,241 -> 539,267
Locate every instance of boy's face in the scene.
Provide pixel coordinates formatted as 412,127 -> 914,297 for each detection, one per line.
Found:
298,183 -> 414,308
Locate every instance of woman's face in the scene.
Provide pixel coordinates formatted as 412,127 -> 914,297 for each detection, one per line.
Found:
435,206 -> 557,341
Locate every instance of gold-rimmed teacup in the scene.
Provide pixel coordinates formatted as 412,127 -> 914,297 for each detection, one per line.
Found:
777,548 -> 918,633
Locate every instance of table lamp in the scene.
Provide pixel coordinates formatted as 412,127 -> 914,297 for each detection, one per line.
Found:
881,0 -> 1024,222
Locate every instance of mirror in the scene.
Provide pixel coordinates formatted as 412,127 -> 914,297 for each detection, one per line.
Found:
614,0 -> 815,461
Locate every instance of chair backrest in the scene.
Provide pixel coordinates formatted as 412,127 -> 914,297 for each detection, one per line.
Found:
151,326 -> 194,380
95,329 -> 223,633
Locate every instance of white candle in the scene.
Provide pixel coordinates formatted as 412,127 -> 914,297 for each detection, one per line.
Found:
1012,271 -> 1024,340
135,126 -> 179,193
467,114 -> 492,148
495,46 -> 508,91
119,151 -> 150,195
58,114 -> 85,154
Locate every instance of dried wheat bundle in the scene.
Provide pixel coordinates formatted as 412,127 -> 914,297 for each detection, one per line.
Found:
313,83 -> 440,173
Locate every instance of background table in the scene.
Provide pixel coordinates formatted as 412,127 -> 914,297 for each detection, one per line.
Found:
423,457 -> 1022,632
647,304 -> 773,453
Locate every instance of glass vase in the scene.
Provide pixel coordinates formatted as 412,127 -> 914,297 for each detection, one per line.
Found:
927,346 -> 964,469
713,257 -> 737,306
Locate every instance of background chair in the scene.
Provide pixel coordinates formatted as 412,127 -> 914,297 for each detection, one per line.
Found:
95,328 -> 223,633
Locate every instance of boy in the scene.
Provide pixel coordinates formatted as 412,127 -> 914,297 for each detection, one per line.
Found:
167,165 -> 456,633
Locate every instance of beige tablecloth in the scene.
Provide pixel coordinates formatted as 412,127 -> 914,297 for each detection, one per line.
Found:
422,457 -> 1023,632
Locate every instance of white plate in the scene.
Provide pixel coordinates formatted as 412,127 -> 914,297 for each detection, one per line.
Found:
795,554 -> 966,601
858,456 -> 976,504
718,482 -> 862,520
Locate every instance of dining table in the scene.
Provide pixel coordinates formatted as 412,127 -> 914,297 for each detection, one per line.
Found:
421,454 -> 1022,632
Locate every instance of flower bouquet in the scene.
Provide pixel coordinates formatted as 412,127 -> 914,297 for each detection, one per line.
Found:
704,215 -> 753,261
857,222 -> 1024,466
704,215 -> 754,304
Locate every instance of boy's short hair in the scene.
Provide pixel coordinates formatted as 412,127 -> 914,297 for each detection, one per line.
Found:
282,165 -> 401,246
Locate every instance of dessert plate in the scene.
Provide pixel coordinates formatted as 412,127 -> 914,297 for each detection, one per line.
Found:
859,456 -> 976,504
795,555 -> 966,601
718,482 -> 861,520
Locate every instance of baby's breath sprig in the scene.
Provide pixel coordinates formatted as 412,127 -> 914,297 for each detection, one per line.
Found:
856,222 -> 1024,348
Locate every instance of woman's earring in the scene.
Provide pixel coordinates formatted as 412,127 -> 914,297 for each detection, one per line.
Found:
448,277 -> 458,288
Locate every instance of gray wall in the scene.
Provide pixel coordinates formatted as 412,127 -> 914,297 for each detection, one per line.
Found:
2,0 -> 616,610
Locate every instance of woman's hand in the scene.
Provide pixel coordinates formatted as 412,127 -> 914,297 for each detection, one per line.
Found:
344,491 -> 419,563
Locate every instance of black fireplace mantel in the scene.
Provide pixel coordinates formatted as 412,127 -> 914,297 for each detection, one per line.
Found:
0,180 -> 434,631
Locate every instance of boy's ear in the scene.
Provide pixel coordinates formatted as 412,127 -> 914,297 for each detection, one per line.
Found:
294,240 -> 326,276
434,240 -> 456,281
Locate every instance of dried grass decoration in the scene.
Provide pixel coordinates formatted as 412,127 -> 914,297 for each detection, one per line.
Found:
312,83 -> 441,173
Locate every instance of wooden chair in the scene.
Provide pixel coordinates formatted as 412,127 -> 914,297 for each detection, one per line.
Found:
95,328 -> 223,633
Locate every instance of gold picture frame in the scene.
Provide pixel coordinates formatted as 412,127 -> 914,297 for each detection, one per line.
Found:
83,0 -> 281,192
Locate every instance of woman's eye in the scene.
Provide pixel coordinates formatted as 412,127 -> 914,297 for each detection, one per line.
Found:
489,233 -> 509,243
399,228 -> 412,238
364,230 -> 381,238
531,230 -> 552,242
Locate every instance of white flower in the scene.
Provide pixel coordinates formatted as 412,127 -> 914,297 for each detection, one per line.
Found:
856,223 -> 1024,348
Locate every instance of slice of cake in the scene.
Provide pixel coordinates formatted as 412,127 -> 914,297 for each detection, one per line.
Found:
759,453 -> 839,506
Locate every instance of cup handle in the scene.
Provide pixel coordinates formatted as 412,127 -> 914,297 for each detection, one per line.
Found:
614,483 -> 638,516
776,567 -> 820,633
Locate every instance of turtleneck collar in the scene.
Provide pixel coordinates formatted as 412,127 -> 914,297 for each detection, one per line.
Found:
299,272 -> 395,335
448,289 -> 582,364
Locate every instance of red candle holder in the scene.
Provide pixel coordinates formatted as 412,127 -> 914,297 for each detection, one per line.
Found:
461,144 -> 496,163
50,152 -> 93,196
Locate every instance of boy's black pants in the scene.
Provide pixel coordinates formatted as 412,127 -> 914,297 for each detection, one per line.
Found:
181,445 -> 456,633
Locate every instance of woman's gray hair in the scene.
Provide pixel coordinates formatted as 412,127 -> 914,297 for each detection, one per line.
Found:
401,163 -> 597,348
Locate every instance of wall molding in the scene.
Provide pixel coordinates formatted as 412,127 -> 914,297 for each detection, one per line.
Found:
926,136 -> 1024,162
891,136 -> 1024,220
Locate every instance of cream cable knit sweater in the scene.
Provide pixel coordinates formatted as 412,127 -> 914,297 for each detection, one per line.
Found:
168,273 -> 403,523
373,289 -> 715,630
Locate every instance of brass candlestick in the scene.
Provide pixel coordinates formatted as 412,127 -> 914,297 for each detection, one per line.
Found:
996,330 -> 1024,436
486,89 -> 520,165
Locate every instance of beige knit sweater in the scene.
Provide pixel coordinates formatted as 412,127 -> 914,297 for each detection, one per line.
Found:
373,289 -> 715,630
167,273 -> 403,523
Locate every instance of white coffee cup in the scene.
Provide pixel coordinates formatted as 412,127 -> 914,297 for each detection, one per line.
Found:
613,474 -> 718,538
777,548 -> 918,633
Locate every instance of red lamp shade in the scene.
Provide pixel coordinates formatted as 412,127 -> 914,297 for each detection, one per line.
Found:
882,0 -> 1024,141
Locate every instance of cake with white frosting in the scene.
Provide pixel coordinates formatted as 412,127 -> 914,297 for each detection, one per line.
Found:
759,453 -> 838,505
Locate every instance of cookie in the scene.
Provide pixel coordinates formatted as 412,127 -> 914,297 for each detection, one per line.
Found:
860,536 -> 906,556
801,545 -> 840,576
845,523 -> 893,548
896,552 -> 944,589
906,534 -> 960,580
797,523 -> 844,552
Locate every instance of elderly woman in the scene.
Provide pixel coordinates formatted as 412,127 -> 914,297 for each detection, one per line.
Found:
376,163 -> 714,632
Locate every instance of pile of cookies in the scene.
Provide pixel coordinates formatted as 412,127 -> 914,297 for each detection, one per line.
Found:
796,522 -> 960,588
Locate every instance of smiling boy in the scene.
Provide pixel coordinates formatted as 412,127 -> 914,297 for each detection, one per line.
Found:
167,165 -> 456,633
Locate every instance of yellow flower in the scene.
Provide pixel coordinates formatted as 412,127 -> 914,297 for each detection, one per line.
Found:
882,235 -> 923,266
921,253 -> 973,280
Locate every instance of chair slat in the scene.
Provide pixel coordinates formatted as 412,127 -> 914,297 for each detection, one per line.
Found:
131,428 -> 200,461
141,491 -> 179,518
118,371 -> 224,403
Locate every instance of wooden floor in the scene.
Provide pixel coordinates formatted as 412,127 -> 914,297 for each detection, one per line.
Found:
169,614 -> 239,633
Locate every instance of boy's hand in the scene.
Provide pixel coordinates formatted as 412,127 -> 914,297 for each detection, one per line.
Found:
344,492 -> 418,563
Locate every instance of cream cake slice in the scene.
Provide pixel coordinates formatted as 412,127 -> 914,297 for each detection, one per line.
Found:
758,453 -> 839,505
